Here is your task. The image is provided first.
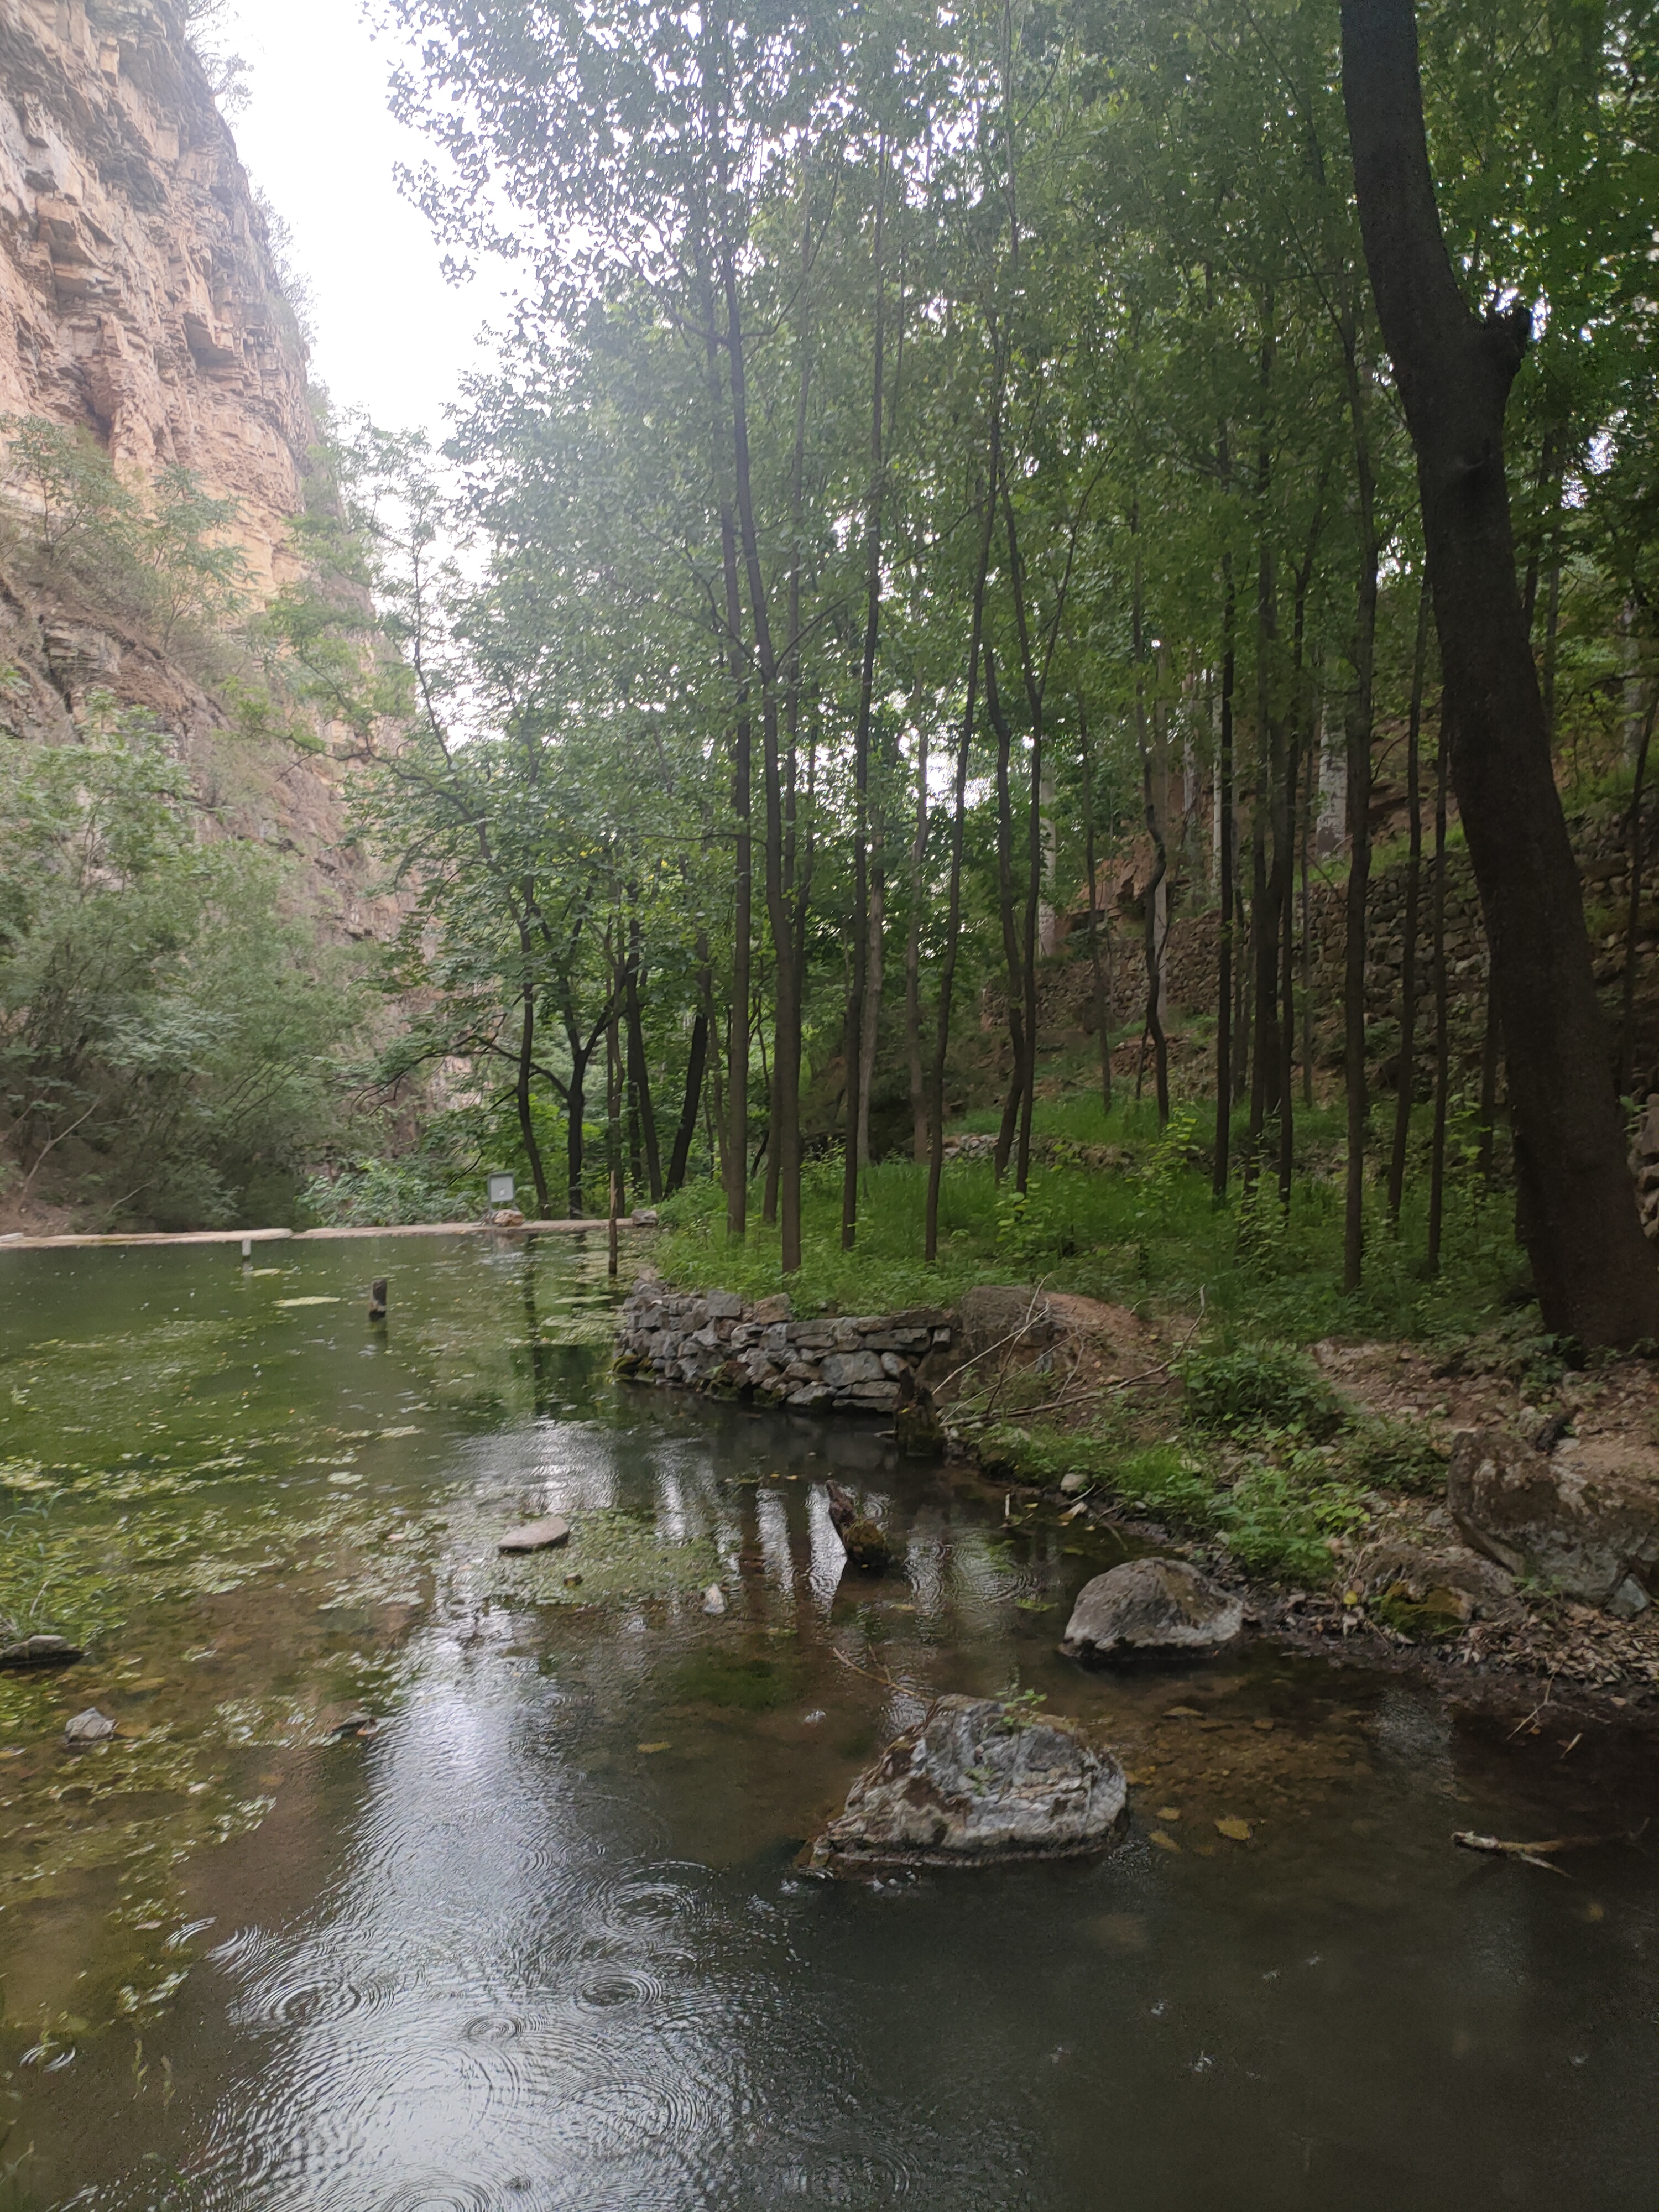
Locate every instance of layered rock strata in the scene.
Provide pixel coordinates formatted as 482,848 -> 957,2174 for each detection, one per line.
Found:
615,1282 -> 954,1417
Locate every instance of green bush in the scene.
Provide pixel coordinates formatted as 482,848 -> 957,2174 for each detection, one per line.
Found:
1178,1340 -> 1347,1439
1343,1413 -> 1448,1496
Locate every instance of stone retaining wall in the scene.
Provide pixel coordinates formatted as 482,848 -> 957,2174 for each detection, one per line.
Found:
614,1283 -> 955,1416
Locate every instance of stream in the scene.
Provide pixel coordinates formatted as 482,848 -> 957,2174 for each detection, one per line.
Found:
0,1234 -> 1652,2209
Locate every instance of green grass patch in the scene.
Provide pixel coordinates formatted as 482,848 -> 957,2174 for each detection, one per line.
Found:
650,1095 -> 1527,1347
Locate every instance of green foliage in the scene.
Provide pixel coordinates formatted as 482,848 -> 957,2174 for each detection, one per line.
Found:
1342,1414 -> 1449,1498
1178,1341 -> 1347,1441
1,418 -> 251,662
301,1156 -> 477,1228
0,698 -> 361,1227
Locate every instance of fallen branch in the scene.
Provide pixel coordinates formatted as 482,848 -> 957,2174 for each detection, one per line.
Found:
1452,1830 -> 1611,1875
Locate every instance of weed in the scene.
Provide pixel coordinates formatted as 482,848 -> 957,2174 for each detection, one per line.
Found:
1177,1342 -> 1346,1440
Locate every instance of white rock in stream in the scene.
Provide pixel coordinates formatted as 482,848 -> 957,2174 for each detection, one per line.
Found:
702,1584 -> 728,1615
809,1694 -> 1125,1870
64,1708 -> 116,1746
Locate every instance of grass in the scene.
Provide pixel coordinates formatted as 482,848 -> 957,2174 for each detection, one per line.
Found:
650,1095 -> 1530,1348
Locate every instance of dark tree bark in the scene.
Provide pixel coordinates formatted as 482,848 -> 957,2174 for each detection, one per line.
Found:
984,645 -> 1029,1180
1387,573 -> 1431,1223
666,1007 -> 709,1198
1621,695 -> 1658,1097
623,914 -> 662,1202
1427,703 -> 1451,1271
1213,559 -> 1237,1198
1340,0 -> 1656,1343
1079,702 -> 1113,1115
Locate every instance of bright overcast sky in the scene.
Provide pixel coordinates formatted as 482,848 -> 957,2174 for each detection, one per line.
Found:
217,1 -> 514,439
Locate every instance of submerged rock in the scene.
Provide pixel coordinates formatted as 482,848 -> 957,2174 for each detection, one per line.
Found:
1061,1558 -> 1244,1661
702,1584 -> 728,1615
64,1709 -> 115,1747
810,1694 -> 1126,1870
0,1635 -> 83,1670
1448,1428 -> 1659,1614
498,1515 -> 571,1554
826,1481 -> 891,1572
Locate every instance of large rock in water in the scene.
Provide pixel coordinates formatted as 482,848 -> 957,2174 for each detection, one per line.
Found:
1448,1428 -> 1659,1615
1060,1558 -> 1244,1660
809,1694 -> 1126,1870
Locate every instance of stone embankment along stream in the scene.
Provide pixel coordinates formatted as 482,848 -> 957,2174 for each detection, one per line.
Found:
615,1283 -> 954,1415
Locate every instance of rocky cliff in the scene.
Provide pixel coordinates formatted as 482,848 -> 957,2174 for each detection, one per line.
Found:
0,0 -> 387,942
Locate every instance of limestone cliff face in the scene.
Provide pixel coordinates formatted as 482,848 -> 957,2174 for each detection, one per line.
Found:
0,0 -> 389,944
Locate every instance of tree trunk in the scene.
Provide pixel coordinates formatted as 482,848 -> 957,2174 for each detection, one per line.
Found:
1340,0 -> 1656,1344
1213,558 -> 1237,1198
565,1040 -> 588,1217
926,439 -> 999,1265
1620,694 -> 1658,1097
1387,574 -> 1431,1223
906,713 -> 930,1161
984,646 -> 1028,1178
857,807 -> 885,1168
667,1006 -> 709,1197
841,144 -> 889,1250
1080,701 -> 1113,1115
624,917 -> 662,1202
514,959 -> 552,1220
1427,703 -> 1451,1271
1341,353 -> 1378,1297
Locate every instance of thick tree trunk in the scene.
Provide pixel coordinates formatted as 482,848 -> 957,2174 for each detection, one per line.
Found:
858,813 -> 885,1168
1340,0 -> 1656,1344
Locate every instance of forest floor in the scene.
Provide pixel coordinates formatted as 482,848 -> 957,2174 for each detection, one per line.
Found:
646,1093 -> 1659,1713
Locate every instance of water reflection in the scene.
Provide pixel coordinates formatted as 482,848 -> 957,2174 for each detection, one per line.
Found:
0,1238 -> 1653,2210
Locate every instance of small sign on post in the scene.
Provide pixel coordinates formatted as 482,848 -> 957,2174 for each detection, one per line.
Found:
487,1173 -> 517,1209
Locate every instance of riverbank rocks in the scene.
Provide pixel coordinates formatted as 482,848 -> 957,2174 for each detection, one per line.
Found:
1061,1558 -> 1245,1661
1449,1428 -> 1659,1615
615,1280 -> 954,1417
808,1694 -> 1126,1870
1356,1538 -> 1522,1634
64,1709 -> 115,1746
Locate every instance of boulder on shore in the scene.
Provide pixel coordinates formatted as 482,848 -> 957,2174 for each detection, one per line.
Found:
809,1693 -> 1126,1870
1060,1557 -> 1244,1661
1448,1428 -> 1659,1615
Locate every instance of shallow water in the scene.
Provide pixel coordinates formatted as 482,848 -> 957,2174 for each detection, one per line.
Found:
0,1236 -> 1653,2210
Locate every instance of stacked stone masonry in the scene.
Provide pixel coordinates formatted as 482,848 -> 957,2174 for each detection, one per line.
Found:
615,1285 -> 954,1416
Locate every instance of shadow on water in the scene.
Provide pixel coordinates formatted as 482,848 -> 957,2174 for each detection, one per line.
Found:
0,1233 -> 1652,2209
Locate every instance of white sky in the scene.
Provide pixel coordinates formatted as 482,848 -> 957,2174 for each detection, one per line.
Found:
216,1 -> 515,439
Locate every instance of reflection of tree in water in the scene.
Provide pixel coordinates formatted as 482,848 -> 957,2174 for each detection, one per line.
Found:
518,1245 -> 596,1418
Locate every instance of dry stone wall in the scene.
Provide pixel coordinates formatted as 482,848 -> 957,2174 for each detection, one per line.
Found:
615,1283 -> 955,1417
